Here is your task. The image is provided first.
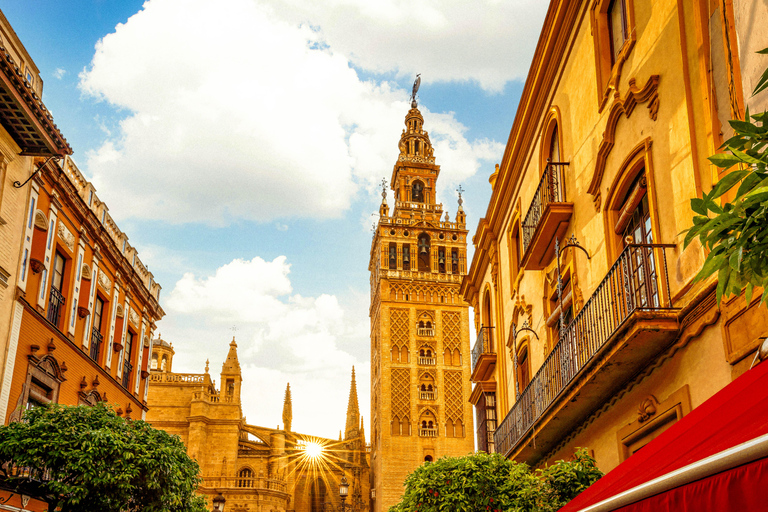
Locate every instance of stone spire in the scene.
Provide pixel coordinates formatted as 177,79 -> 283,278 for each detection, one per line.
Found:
220,337 -> 242,403
345,366 -> 360,440
221,336 -> 241,374
282,383 -> 292,432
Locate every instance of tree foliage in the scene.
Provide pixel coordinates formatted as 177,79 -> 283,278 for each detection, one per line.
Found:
388,449 -> 602,512
685,48 -> 768,305
0,403 -> 207,512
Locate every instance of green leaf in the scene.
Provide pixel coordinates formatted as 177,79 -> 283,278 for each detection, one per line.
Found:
710,170 -> 751,199
708,153 -> 743,169
691,197 -> 707,215
729,246 -> 744,272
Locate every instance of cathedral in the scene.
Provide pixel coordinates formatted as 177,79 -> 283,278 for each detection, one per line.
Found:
368,96 -> 475,511
146,337 -> 370,512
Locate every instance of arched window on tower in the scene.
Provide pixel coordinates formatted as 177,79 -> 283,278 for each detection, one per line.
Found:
151,353 -> 158,370
438,247 -> 446,273
402,244 -> 411,270
161,355 -> 167,371
452,249 -> 459,274
417,234 -> 430,272
389,243 -> 397,269
412,180 -> 424,202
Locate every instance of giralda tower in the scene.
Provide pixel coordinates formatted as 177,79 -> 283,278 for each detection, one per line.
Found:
368,89 -> 474,511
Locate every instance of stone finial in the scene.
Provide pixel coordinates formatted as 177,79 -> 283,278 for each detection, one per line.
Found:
282,383 -> 293,432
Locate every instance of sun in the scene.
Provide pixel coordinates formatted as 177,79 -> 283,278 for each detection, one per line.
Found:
303,441 -> 325,460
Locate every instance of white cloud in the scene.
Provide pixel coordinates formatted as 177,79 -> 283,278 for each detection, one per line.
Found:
160,255 -> 368,438
78,0 -> 504,226
265,0 -> 548,92
53,67 -> 66,79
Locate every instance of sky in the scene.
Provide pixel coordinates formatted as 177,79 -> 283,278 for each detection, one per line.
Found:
2,0 -> 547,440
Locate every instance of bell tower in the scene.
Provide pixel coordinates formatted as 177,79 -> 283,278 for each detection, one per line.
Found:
369,89 -> 474,512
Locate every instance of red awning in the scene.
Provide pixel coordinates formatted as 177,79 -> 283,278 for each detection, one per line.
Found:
560,358 -> 768,512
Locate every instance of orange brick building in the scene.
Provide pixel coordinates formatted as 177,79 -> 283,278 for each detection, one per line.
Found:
0,8 -> 164,509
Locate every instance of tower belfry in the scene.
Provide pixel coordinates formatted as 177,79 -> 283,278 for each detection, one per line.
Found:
369,85 -> 474,512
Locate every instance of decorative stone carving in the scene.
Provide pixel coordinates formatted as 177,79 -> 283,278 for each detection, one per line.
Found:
81,264 -> 92,281
98,271 -> 112,293
637,396 -> 658,423
129,307 -> 140,327
57,221 -> 75,252
33,210 -> 48,230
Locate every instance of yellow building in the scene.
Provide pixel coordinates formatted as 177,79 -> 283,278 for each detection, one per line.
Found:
147,337 -> 370,512
461,0 -> 768,475
368,98 -> 475,512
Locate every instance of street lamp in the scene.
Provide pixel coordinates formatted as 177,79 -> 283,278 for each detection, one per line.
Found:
212,493 -> 226,512
339,475 -> 349,512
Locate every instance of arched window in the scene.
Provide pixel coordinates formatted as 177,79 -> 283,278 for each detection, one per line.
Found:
424,455 -> 433,462
237,468 -> 254,487
151,353 -> 158,370
412,180 -> 424,202
402,244 -> 411,270
389,243 -> 397,269
517,345 -> 531,391
161,355 -> 167,371
417,234 -> 430,272
310,478 -> 326,512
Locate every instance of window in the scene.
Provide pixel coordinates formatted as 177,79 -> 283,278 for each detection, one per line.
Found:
91,296 -> 105,362
309,478 -> 326,512
8,355 -> 64,423
451,249 -> 459,274
402,245 -> 411,270
591,0 -> 635,109
47,252 -> 66,327
517,345 -> 530,392
412,180 -> 424,202
475,391 -> 497,452
618,173 -> 659,308
237,468 -> 254,488
151,352 -> 158,370
122,331 -> 134,388
417,234 -> 430,272
438,247 -> 446,273
389,243 -> 397,269
608,0 -> 627,65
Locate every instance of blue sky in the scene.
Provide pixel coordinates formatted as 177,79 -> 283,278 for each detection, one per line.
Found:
3,0 -> 546,438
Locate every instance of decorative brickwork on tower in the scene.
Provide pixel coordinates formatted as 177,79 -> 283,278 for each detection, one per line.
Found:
369,95 -> 474,511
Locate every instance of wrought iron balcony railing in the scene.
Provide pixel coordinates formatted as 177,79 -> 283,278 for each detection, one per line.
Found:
471,327 -> 494,374
495,243 -> 675,457
46,286 -> 65,327
521,163 -> 567,254
90,328 -> 103,362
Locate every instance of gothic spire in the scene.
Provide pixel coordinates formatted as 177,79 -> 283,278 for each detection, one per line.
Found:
282,383 -> 292,432
345,366 -> 360,440
221,336 -> 241,375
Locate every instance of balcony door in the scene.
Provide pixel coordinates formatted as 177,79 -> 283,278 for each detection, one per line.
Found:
620,174 -> 658,308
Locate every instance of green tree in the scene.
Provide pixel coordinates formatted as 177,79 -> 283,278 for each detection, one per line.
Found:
0,402 -> 207,512
388,449 -> 602,512
685,48 -> 768,305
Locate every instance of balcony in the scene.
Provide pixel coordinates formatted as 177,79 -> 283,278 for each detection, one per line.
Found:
495,244 -> 679,462
419,391 -> 435,400
419,428 -> 438,437
520,163 -> 573,270
47,286 -> 65,327
418,356 -> 436,365
417,327 -> 435,337
471,327 -> 496,382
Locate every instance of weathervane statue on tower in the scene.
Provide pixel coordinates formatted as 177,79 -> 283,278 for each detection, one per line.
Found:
411,74 -> 421,107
